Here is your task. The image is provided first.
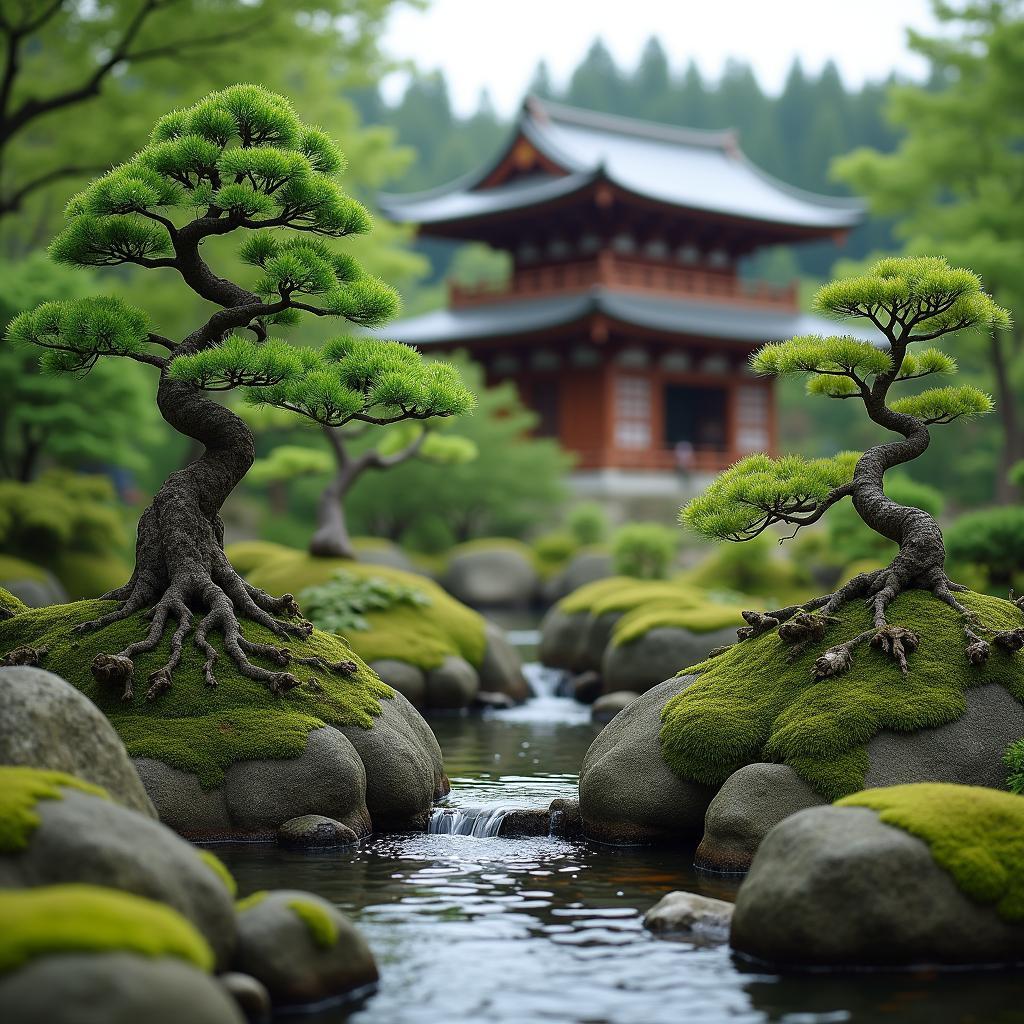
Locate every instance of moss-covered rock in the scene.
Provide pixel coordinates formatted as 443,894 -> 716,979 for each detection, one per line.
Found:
678,535 -> 812,605
0,883 -> 214,974
0,555 -> 66,608
731,790 -> 1024,967
838,783 -> 1024,921
0,767 -> 238,967
223,540 -> 296,577
440,538 -> 539,609
245,552 -> 486,672
0,586 -> 29,616
661,590 -> 1024,799
50,552 -> 131,601
0,598 -> 390,790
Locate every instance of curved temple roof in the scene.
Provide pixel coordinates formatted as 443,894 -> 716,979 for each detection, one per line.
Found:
380,288 -> 879,348
379,97 -> 864,232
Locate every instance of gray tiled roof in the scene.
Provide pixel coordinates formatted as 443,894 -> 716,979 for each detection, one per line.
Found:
381,288 -> 880,347
380,97 -> 864,231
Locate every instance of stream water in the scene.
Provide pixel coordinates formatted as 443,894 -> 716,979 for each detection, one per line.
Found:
216,634 -> 1024,1024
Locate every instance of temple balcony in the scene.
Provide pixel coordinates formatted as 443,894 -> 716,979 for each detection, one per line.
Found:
572,444 -> 742,473
448,253 -> 797,311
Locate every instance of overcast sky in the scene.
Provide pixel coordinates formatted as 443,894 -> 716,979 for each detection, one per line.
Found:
379,0 -> 940,115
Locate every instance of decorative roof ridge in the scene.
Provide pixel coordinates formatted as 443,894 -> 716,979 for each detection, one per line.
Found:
523,95 -> 738,151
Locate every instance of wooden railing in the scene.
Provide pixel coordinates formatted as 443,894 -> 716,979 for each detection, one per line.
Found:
572,445 -> 740,472
449,254 -> 797,310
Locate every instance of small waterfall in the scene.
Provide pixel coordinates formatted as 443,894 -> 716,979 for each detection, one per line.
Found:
428,806 -> 509,837
522,662 -> 567,699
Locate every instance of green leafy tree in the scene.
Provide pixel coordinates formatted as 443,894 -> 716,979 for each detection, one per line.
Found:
611,523 -> 678,580
5,85 -> 473,700
345,356 -> 571,549
0,0 -> 398,228
834,0 -> 1024,502
682,256 -> 1016,678
0,253 -> 158,480
567,502 -> 609,546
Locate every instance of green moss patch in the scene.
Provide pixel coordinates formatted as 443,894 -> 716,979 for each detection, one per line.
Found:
196,851 -> 237,897
0,586 -> 28,616
246,552 -> 486,670
0,554 -> 46,584
51,552 -> 132,601
612,602 -> 746,646
224,540 -> 304,577
0,884 -> 214,974
0,599 -> 392,789
235,890 -> 268,913
0,767 -> 109,853
838,784 -> 1024,921
660,590 -> 1024,800
288,898 -> 338,949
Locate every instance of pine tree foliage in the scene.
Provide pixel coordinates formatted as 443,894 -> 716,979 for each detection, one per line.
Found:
8,85 -> 475,432
682,257 -> 1008,542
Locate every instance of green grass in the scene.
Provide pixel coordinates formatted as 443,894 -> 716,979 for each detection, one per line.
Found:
0,767 -> 109,853
245,552 -> 486,670
660,590 -> 1024,799
838,784 -> 1024,921
0,600 -> 392,789
287,898 -> 338,949
612,602 -> 746,646
0,884 -> 214,974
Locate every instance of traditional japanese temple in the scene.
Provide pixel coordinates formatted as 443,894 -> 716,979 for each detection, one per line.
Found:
379,97 -> 865,499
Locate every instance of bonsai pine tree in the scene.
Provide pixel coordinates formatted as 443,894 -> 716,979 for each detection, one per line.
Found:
682,257 -> 1018,678
5,85 -> 473,699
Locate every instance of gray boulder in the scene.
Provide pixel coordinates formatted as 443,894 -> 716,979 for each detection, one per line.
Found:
135,726 -> 371,841
338,691 -> 448,831
367,659 -> 425,707
278,814 -> 359,849
0,953 -> 244,1024
0,782 -> 236,968
865,682 -> 1024,790
425,655 -> 479,709
0,667 -> 156,818
542,551 -> 614,603
442,546 -> 538,609
731,805 -> 1024,967
579,676 -> 715,843
538,607 -> 589,671
477,620 -> 530,702
601,625 -> 737,695
354,541 -> 417,573
218,972 -> 271,1023
233,890 -> 377,1005
591,690 -> 639,724
695,763 -> 825,873
643,891 -> 734,943
572,670 -> 603,704
579,611 -> 623,672
500,808 -> 550,837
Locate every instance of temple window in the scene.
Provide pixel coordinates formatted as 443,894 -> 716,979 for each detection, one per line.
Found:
614,375 -> 652,449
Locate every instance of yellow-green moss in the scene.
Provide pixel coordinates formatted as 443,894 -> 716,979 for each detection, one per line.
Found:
235,890 -> 268,913
197,851 -> 237,897
224,540 -> 300,577
287,898 -> 338,949
51,552 -> 132,601
834,558 -> 887,589
0,555 -> 46,584
660,590 -> 1024,800
0,767 -> 109,853
0,586 -> 28,616
446,537 -> 535,562
0,600 -> 392,789
0,884 -> 214,974
246,552 -> 486,670
612,602 -> 746,646
679,536 -> 812,605
838,784 -> 1024,921
559,576 -> 667,615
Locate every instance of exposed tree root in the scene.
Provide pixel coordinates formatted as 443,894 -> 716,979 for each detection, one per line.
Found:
733,563 -> 1023,680
0,644 -> 48,667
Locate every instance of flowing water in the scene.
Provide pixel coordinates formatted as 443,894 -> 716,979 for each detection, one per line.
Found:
216,633 -> 1024,1024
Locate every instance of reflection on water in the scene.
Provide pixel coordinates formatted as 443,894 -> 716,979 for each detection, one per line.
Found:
216,679 -> 1024,1024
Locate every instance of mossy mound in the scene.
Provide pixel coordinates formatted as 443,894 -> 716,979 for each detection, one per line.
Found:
0,599 -> 392,788
679,536 -> 811,605
838,783 -> 1024,921
661,590 -> 1024,800
560,577 -> 703,616
50,552 -> 132,601
287,897 -> 338,949
446,537 -> 535,562
245,552 -> 486,671
0,586 -> 28,615
223,540 -> 299,577
612,602 -> 745,647
0,767 -> 109,853
0,555 -> 46,584
0,884 -> 214,974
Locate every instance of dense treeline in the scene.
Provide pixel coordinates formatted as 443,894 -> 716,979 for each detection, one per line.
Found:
351,37 -> 910,272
